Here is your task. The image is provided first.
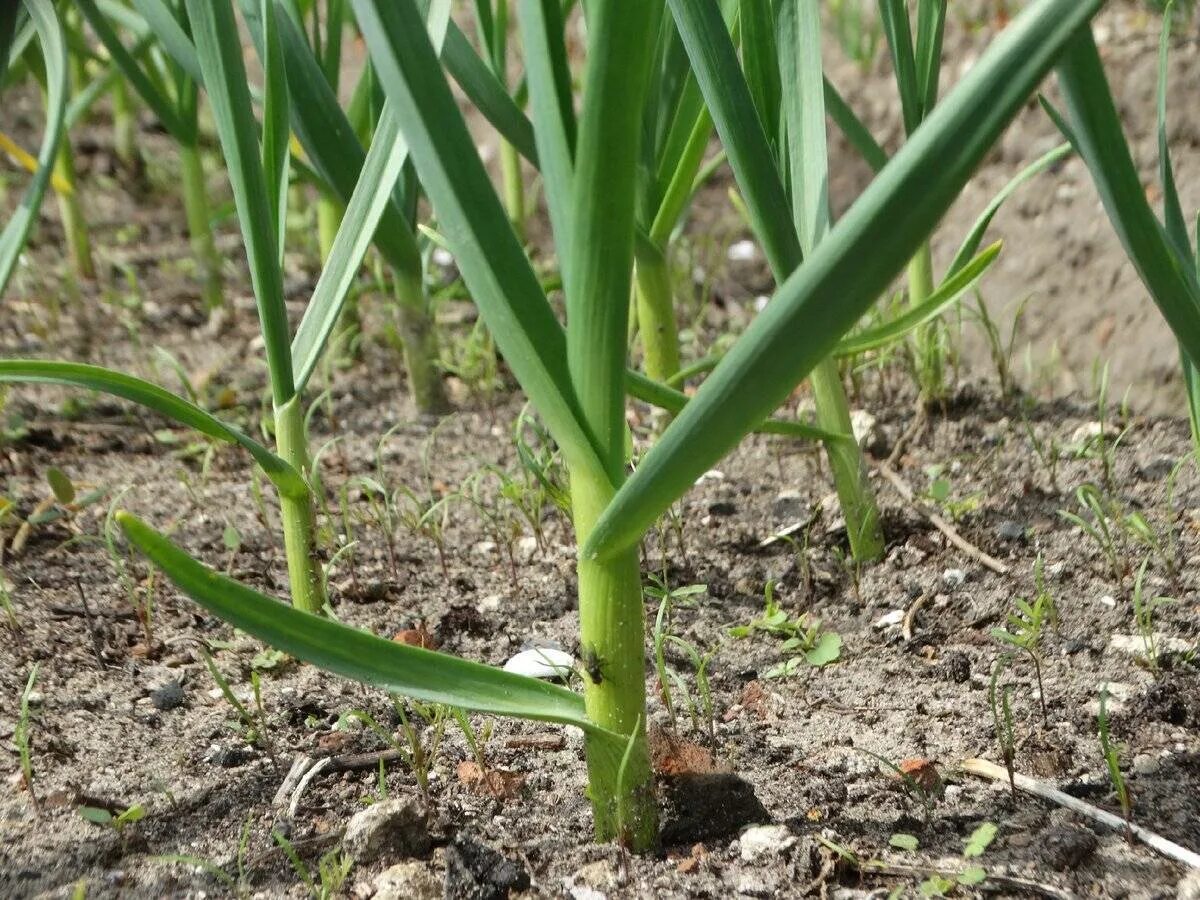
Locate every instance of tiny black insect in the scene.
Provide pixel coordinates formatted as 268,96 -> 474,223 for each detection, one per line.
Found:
581,645 -> 605,685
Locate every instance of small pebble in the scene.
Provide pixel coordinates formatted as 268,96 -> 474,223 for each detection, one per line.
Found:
942,568 -> 967,589
739,824 -> 795,862
995,520 -> 1025,541
149,679 -> 186,712
503,648 -> 575,679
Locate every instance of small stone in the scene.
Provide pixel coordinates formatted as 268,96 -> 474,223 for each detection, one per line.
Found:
515,536 -> 539,563
502,647 -> 575,679
149,679 -> 186,711
564,860 -> 612,900
939,651 -> 971,684
373,861 -> 441,900
727,240 -> 757,261
1039,825 -> 1097,871
208,745 -> 253,769
736,873 -> 773,897
1098,595 -> 1117,609
873,610 -> 905,630
943,785 -> 963,805
444,833 -> 529,900
995,521 -> 1025,542
942,568 -> 967,589
849,410 -> 878,449
739,824 -> 795,862
344,795 -> 430,864
1070,421 -> 1119,445
1178,870 -> 1200,900
1132,753 -> 1160,777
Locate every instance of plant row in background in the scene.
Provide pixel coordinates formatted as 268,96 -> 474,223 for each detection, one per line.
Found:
3,0 -> 1198,852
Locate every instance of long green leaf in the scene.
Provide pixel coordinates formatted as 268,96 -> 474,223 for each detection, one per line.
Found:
290,102 -> 409,392
0,0 -> 66,298
131,0 -> 202,81
0,361 -> 307,497
740,0 -> 780,152
117,512 -> 601,732
1156,1 -> 1189,262
778,0 -> 828,254
518,0 -> 577,282
76,0 -> 191,141
186,0 -> 294,405
914,0 -> 946,118
1054,26 -> 1200,366
565,0 -> 660,478
945,142 -> 1071,277
836,243 -> 1001,356
669,0 -> 799,276
273,4 -> 426,284
443,21 -> 538,165
825,76 -> 888,173
878,0 -> 921,135
0,4 -> 18,71
351,0 -> 609,488
584,0 -> 1107,559
261,0 -> 290,264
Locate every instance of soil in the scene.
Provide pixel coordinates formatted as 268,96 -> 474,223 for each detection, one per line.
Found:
2,3 -> 1200,899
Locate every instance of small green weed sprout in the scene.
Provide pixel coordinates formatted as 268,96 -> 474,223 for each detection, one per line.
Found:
989,656 -> 1017,796
79,803 -> 147,834
202,649 -> 275,760
1059,484 -> 1125,581
13,663 -> 40,811
730,581 -> 842,678
273,829 -> 353,900
923,463 -> 983,523
153,815 -> 254,897
647,576 -> 716,738
1130,558 -> 1177,672
991,555 -> 1057,724
338,699 -> 448,800
1097,685 -> 1132,837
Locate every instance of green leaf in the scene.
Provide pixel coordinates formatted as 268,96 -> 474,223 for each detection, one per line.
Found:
740,0 -> 780,152
836,243 -> 1001,356
889,833 -> 919,851
185,0 -> 294,405
1054,27 -> 1200,371
46,466 -> 75,505
351,0 -> 609,488
963,822 -> 998,857
879,0 -> 921,135
805,631 -> 842,668
443,21 -> 538,165
914,0 -> 947,118
777,0 -> 829,253
0,361 -> 307,498
945,143 -> 1071,278
131,0 -> 202,81
824,76 -> 888,173
116,511 -> 605,735
668,0 -> 800,277
0,0 -> 67,298
958,866 -> 987,886
584,0 -> 1106,560
260,0 -> 291,263
290,101 -> 410,392
79,807 -> 114,826
76,0 -> 193,142
517,0 -> 577,276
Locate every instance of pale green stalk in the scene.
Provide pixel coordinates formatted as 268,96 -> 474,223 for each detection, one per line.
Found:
908,241 -> 942,398
51,133 -> 94,280
110,76 -> 141,174
633,239 -> 681,383
179,141 -> 224,311
500,139 -> 525,241
273,396 -> 325,615
393,266 -> 449,416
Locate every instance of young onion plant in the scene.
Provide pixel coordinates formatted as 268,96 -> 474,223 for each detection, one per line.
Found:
76,0 -> 225,310
0,0 -> 431,614
79,0 -> 1105,851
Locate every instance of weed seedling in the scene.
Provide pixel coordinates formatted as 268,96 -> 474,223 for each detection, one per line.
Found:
991,556 -> 1056,724
202,649 -> 275,761
13,663 -> 40,811
988,657 -> 1017,797
1097,685 -> 1133,839
730,581 -> 842,679
1059,484 -> 1124,582
1131,558 -> 1177,672
79,803 -> 147,835
273,830 -> 353,900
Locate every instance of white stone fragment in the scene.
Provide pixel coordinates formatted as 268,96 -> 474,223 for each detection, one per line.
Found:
503,647 -> 575,679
